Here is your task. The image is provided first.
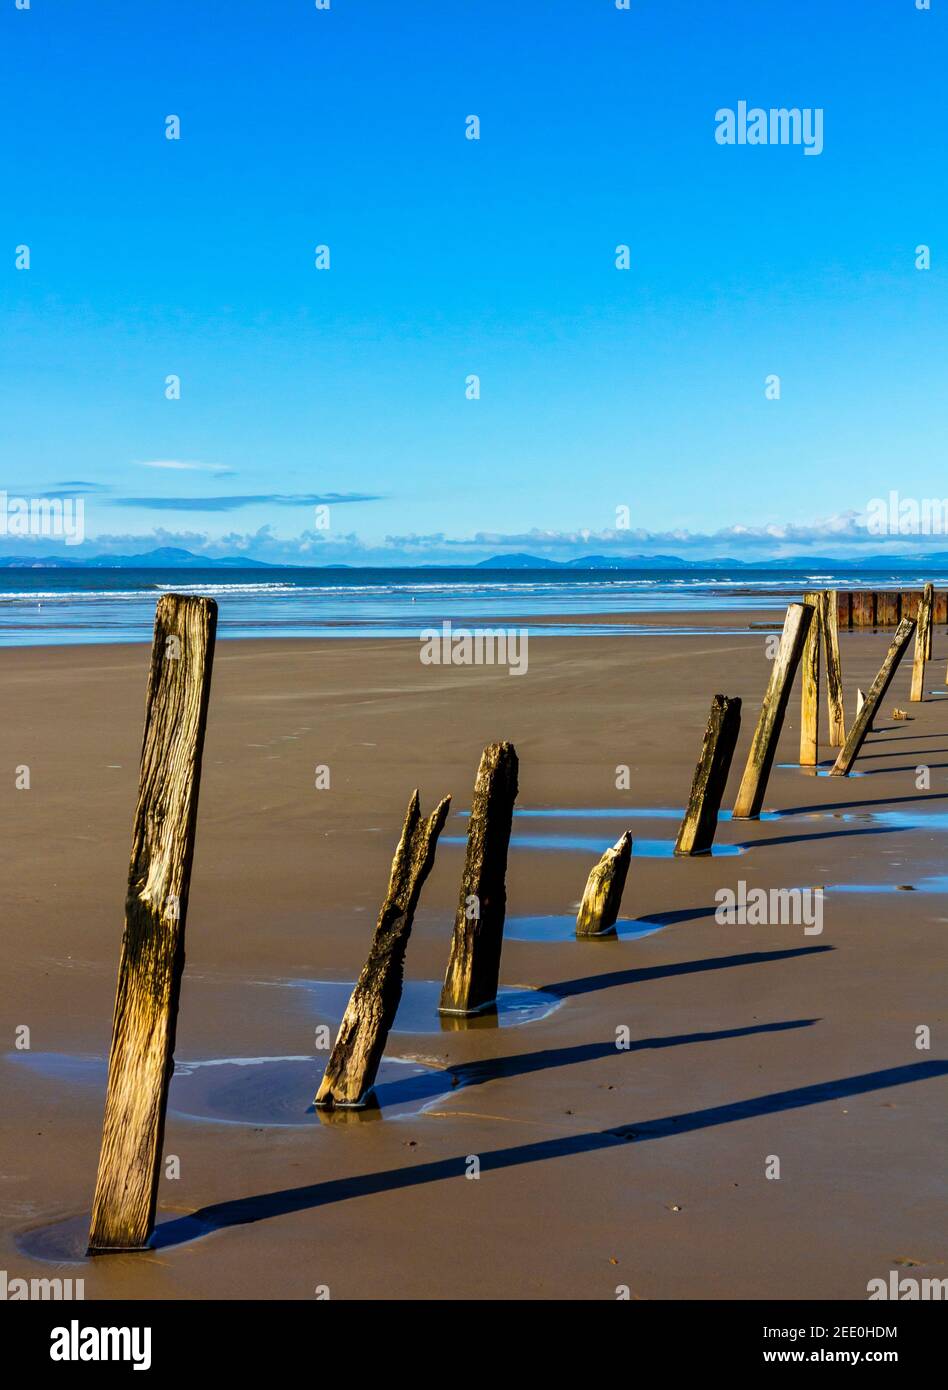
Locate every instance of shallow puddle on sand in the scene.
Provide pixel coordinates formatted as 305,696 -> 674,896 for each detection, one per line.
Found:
6,1052 -> 458,1125
459,806 -> 781,822
444,832 -> 745,857
505,914 -> 666,943
776,764 -> 865,778
290,978 -> 562,1031
16,1209 -> 216,1265
826,876 -> 948,894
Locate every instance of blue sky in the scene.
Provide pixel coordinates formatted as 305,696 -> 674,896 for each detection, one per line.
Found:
2,0 -> 947,564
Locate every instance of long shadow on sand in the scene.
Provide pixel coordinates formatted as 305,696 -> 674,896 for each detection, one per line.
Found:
448,1018 -> 817,1088
372,1019 -> 820,1107
734,825 -> 908,850
537,945 -> 832,1001
778,791 -> 948,816
151,1060 -> 948,1249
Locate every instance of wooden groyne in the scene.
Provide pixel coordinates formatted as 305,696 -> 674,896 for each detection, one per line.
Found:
76,582 -> 943,1255
836,589 -> 947,629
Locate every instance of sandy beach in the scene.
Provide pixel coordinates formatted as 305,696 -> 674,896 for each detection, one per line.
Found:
2,616 -> 946,1300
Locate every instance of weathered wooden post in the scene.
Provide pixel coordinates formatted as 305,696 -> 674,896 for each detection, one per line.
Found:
877,591 -> 900,627
923,582 -> 934,659
88,595 -> 217,1253
576,832 -> 632,936
732,603 -> 813,819
853,591 -> 875,628
674,694 -> 742,855
315,791 -> 450,1108
837,591 -> 853,631
910,588 -> 933,702
799,592 -> 823,765
439,742 -> 518,1015
824,591 -> 846,746
831,618 -> 916,776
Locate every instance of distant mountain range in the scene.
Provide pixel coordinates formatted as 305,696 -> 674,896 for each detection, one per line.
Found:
0,547 -> 276,569
472,552 -> 948,572
3,545 -> 948,572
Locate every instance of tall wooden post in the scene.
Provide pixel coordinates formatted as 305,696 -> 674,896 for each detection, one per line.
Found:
88,595 -> 217,1253
923,582 -> 934,660
831,618 -> 915,776
824,591 -> 846,747
315,791 -> 450,1108
439,742 -> 518,1015
799,592 -> 823,765
675,694 -> 742,854
576,832 -> 632,936
911,588 -> 933,702
732,603 -> 813,819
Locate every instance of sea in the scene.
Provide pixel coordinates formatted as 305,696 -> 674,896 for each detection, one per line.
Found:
0,565 -> 940,647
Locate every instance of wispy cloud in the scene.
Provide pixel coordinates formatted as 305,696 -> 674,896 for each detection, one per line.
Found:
107,492 -> 383,512
138,460 -> 235,476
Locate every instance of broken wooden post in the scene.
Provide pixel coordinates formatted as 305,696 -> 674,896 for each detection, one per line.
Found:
315,790 -> 451,1108
824,591 -> 846,747
576,831 -> 632,936
831,618 -> 916,776
732,603 -> 813,819
910,588 -> 933,702
674,694 -> 742,855
88,594 -> 217,1253
439,742 -> 518,1015
800,592 -> 823,765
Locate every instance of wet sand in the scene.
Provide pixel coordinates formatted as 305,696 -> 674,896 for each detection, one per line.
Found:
1,618 -> 946,1299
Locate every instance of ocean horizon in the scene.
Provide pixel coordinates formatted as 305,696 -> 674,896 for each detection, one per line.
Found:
0,564 -> 943,647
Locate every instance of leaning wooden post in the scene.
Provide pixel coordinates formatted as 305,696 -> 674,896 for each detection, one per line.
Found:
799,592 -> 823,765
88,594 -> 217,1253
439,742 -> 518,1016
315,791 -> 450,1108
576,832 -> 632,936
675,694 -> 742,855
831,618 -> 916,776
732,603 -> 813,819
910,588 -> 932,702
824,591 -> 846,747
